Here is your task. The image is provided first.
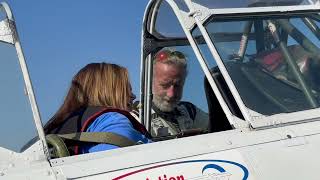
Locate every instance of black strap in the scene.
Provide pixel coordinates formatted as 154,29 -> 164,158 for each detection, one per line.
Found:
178,101 -> 197,120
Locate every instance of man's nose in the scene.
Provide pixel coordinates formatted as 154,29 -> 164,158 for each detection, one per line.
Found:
166,86 -> 176,98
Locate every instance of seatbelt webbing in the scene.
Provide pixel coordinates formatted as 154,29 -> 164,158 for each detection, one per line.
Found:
57,132 -> 136,147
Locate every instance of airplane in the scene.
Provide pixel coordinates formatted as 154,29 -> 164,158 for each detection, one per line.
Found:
1,0 -> 320,179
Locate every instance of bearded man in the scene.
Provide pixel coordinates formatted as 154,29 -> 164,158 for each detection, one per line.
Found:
151,50 -> 209,137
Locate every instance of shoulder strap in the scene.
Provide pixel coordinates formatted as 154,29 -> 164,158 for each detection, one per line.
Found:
179,101 -> 197,120
81,107 -> 152,138
74,107 -> 151,154
57,132 -> 136,147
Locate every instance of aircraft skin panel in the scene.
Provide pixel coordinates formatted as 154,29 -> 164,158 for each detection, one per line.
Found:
49,134 -> 320,179
241,135 -> 320,180
0,141 -> 54,180
2,161 -> 55,180
77,150 -> 252,180
48,120 -> 320,179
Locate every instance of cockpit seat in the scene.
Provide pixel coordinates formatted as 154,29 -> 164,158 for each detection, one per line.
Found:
204,66 -> 242,133
255,45 -> 311,82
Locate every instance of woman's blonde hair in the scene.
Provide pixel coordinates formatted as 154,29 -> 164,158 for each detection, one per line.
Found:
45,62 -> 131,132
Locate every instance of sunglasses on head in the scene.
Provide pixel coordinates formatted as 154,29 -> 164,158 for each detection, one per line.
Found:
155,50 -> 186,61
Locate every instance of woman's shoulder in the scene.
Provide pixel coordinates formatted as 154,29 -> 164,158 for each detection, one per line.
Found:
87,111 -> 132,131
84,106 -> 131,123
98,111 -> 129,121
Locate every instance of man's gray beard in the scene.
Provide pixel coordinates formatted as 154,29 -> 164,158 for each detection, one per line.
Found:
153,95 -> 178,112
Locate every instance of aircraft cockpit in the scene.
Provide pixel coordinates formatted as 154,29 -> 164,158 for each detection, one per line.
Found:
2,0 -> 320,179
141,0 -> 320,135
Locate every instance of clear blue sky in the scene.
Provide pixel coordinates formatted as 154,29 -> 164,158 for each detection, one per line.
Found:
5,0 -> 149,122
1,0 -> 210,151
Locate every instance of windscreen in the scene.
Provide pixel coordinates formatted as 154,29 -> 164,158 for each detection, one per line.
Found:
153,0 -> 187,38
0,7 -> 37,152
192,0 -> 317,9
202,12 -> 320,116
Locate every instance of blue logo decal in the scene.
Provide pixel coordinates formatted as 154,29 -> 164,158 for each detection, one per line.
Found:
202,164 -> 226,173
113,159 -> 249,180
199,160 -> 249,180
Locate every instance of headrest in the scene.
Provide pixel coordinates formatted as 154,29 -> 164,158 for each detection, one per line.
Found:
254,45 -> 311,79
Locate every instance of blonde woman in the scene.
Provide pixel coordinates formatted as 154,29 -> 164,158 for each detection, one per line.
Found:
44,62 -> 151,155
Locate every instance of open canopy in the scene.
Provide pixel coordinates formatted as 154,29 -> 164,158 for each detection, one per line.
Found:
142,0 -> 320,130
193,0 -> 314,9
